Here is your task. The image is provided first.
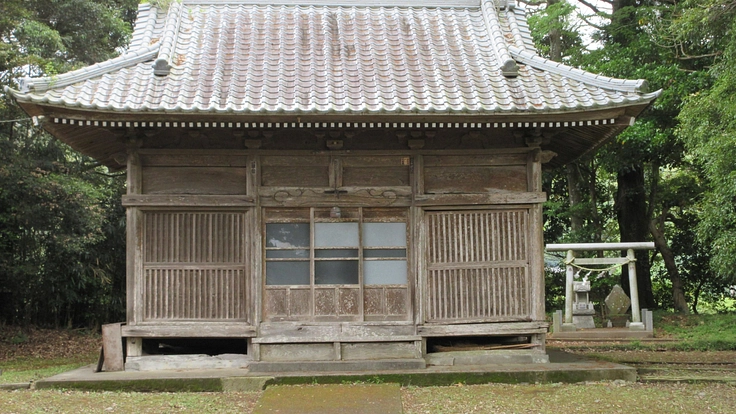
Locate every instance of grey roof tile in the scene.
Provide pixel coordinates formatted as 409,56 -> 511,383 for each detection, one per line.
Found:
9,0 -> 659,116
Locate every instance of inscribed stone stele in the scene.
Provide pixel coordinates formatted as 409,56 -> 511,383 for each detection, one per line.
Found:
605,284 -> 631,315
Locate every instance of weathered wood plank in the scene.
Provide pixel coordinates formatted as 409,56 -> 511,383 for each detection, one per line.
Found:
142,167 -> 247,195
259,187 -> 412,207
414,192 -> 547,206
423,154 -> 528,167
343,167 -> 410,187
257,324 -> 340,341
122,195 -> 255,207
101,323 -> 124,372
255,323 -> 418,343
121,323 -> 256,338
424,165 -> 528,194
261,165 -> 330,187
418,321 -> 549,336
140,154 -> 248,167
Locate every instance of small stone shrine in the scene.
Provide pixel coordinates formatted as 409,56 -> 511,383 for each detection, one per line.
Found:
572,277 -> 596,329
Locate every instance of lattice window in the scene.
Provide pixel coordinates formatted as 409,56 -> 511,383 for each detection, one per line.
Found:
425,209 -> 531,322
142,211 -> 249,321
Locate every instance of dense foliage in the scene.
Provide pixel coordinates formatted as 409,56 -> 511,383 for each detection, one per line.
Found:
529,0 -> 736,313
0,0 -> 137,327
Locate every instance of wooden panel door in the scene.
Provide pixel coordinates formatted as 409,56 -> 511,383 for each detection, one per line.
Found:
425,209 -> 531,323
142,211 -> 249,322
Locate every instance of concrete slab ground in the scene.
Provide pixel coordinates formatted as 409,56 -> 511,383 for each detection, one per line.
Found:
33,349 -> 636,392
252,384 -> 403,414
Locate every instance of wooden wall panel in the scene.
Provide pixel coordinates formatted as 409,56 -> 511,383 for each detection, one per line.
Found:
144,268 -> 246,320
142,167 -> 247,195
144,212 -> 245,263
142,211 -> 248,321
425,210 -> 531,323
290,289 -> 312,317
424,165 -> 528,194
264,287 -> 313,320
315,289 -> 337,316
339,288 -> 360,316
342,156 -> 411,187
363,286 -> 409,319
260,156 -> 330,187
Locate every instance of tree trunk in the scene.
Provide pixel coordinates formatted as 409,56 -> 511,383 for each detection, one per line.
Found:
586,161 -> 603,246
548,0 -> 563,62
616,166 -> 656,308
566,163 -> 584,233
650,218 -> 689,313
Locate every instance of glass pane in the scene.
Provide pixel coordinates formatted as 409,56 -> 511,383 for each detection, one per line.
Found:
266,223 -> 309,248
364,249 -> 406,258
315,260 -> 359,284
266,249 -> 309,259
266,261 -> 310,285
315,249 -> 359,258
364,260 -> 407,285
363,223 -> 406,247
314,223 -> 359,247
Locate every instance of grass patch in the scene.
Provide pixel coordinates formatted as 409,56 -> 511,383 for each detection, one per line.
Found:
0,354 -> 98,385
560,312 -> 736,352
655,312 -> 736,351
0,363 -> 86,384
401,382 -> 736,413
0,390 -> 261,413
1,327 -> 100,384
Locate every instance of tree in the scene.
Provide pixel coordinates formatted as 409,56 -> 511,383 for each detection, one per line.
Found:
0,0 -> 137,326
531,0 -> 733,312
677,0 -> 736,285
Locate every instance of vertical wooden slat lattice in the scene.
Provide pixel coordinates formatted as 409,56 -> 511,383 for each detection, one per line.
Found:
426,210 -> 530,322
143,211 -> 247,321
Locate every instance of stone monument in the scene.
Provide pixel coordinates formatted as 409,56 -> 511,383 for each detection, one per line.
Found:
605,284 -> 631,327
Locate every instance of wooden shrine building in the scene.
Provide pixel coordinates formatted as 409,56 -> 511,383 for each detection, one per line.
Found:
7,0 -> 659,371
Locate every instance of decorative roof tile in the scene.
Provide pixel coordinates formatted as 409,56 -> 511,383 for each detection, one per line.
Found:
8,0 -> 659,116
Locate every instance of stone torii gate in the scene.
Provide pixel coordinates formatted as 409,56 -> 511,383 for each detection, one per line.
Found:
546,242 -> 656,332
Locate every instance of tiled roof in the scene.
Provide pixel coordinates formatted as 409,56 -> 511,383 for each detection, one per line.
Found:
8,0 -> 659,116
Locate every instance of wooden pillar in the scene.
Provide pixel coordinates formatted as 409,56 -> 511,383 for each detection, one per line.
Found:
528,149 -> 546,323
125,135 -> 144,356
562,249 -> 576,331
627,248 -> 645,329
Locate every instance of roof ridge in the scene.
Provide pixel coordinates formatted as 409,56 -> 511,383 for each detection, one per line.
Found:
152,1 -> 184,76
16,43 -> 160,94
182,0 -> 481,6
480,0 -> 519,77
508,46 -> 650,93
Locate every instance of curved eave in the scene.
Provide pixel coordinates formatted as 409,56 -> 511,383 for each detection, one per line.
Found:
509,46 -> 657,96
10,44 -> 159,95
10,95 -> 660,118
